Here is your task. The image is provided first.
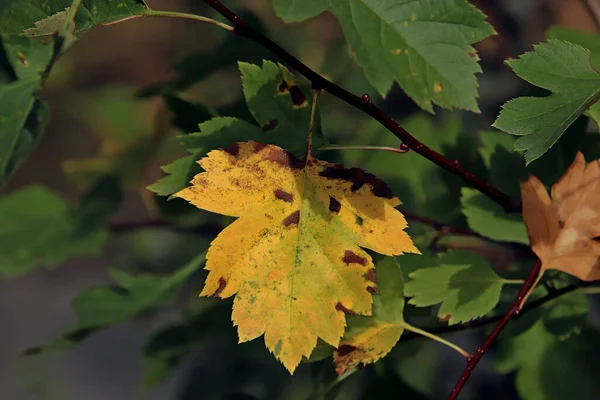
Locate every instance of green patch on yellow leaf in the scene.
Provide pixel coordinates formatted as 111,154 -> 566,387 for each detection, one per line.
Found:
333,256 -> 407,375
176,141 -> 419,373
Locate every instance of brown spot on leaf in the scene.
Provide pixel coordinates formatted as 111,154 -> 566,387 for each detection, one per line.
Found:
17,51 -> 28,66
274,188 -> 294,203
329,197 -> 341,214
336,344 -> 358,357
319,166 -> 395,198
262,119 -> 278,131
439,314 -> 452,322
213,278 -> 227,298
343,250 -> 367,266
260,144 -> 304,169
366,269 -> 376,283
252,141 -> 268,152
282,210 -> 300,227
335,302 -> 356,315
278,80 -> 289,93
289,85 -> 307,107
222,143 -> 239,156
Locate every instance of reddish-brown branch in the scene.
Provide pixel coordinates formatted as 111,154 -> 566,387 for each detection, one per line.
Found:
202,0 -> 520,213
448,259 -> 542,399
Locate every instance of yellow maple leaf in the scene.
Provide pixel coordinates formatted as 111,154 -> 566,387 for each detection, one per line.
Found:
521,152 -> 600,282
176,141 -> 419,372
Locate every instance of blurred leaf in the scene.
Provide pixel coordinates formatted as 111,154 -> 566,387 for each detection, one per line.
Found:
404,250 -> 511,324
496,322 -> 600,400
162,92 -> 212,133
25,253 -> 206,355
139,301 -> 231,391
0,185 -> 106,277
273,0 -> 494,112
333,256 -> 407,375
150,61 -> 326,197
460,187 -> 528,244
478,130 -> 527,197
493,40 -> 600,164
74,173 -> 123,230
542,291 -> 588,340
62,87 -> 160,188
138,11 -> 270,97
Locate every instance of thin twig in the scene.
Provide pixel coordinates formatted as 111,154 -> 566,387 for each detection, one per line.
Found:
448,259 -> 542,399
579,0 -> 600,31
109,220 -> 222,236
103,9 -> 234,31
318,145 -> 410,154
202,0 -> 520,213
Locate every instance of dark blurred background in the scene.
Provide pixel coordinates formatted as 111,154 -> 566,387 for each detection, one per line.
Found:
0,0 -> 598,399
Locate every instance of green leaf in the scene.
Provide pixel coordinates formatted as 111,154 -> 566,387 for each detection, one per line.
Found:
496,322 -> 600,400
546,26 -> 600,70
460,187 -> 529,244
0,34 -> 52,188
542,291 -> 588,340
74,173 -> 123,230
139,301 -> 231,391
0,186 -> 106,277
24,253 -> 206,355
333,256 -> 408,374
273,0 -> 495,112
1,0 -> 148,37
478,130 -> 527,197
493,40 -> 600,164
404,250 -> 511,324
545,26 -> 600,128
149,61 -> 326,197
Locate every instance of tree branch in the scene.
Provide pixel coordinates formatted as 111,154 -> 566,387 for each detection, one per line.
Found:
579,0 -> 600,31
448,259 -> 542,399
202,0 -> 520,213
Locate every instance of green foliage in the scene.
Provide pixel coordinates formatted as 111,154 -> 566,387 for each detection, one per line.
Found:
494,40 -> 600,164
0,0 -> 599,398
0,0 -> 148,36
496,322 -> 600,400
148,60 -> 325,196
461,187 -> 529,244
0,185 -> 108,277
273,0 -> 495,113
25,253 -> 206,355
404,250 -> 512,324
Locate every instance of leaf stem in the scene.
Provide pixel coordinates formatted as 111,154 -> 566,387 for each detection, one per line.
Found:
103,9 -> 234,32
307,89 -> 322,154
403,323 -> 471,359
202,0 -> 521,213
501,279 -> 525,285
318,145 -> 409,154
448,259 -> 542,399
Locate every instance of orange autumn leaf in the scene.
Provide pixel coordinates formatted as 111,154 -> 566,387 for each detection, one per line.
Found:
521,152 -> 600,281
175,141 -> 419,373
